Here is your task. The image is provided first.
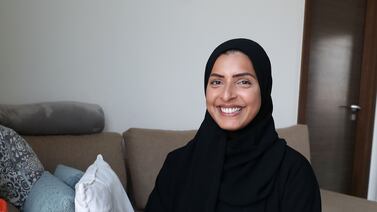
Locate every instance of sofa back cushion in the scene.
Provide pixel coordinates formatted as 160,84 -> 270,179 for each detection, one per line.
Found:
24,132 -> 127,189
123,125 -> 310,211
123,128 -> 196,210
277,124 -> 311,162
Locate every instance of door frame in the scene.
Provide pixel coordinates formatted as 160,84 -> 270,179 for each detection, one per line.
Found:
298,0 -> 377,198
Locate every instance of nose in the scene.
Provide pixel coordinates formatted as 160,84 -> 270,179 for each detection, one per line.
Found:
221,83 -> 236,101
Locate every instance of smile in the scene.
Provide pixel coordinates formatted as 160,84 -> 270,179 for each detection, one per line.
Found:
219,107 -> 242,115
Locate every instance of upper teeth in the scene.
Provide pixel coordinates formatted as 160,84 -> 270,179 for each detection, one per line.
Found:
221,107 -> 241,113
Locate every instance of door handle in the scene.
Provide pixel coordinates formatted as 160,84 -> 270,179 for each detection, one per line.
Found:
339,104 -> 361,112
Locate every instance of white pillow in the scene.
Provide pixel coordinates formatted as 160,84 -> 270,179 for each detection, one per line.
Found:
75,154 -> 134,212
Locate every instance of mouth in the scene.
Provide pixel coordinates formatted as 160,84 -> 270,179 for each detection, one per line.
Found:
218,106 -> 243,116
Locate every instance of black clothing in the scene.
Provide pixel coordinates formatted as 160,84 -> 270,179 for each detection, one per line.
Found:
145,39 -> 321,212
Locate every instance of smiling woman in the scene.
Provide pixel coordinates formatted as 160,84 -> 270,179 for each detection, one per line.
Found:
145,38 -> 321,212
206,50 -> 261,131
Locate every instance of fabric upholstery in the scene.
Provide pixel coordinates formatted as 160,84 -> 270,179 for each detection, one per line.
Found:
23,171 -> 75,212
123,128 -> 196,210
23,132 -> 127,189
321,189 -> 377,212
54,164 -> 84,189
276,124 -> 311,162
6,125 -> 377,211
0,101 -> 104,135
0,125 -> 44,208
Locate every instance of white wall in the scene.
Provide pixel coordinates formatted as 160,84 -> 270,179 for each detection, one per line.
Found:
0,0 -> 305,132
368,98 -> 377,201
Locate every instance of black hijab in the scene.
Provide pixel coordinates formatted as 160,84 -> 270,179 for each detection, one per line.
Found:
145,38 -> 321,212
181,38 -> 286,211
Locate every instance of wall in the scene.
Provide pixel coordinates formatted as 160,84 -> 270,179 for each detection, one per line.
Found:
2,0 -> 377,201
368,98 -> 377,201
0,0 -> 305,132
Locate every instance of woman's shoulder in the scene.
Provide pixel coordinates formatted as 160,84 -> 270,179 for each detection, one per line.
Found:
163,139 -> 196,170
279,143 -> 319,187
277,142 -> 322,210
154,139 -> 195,194
283,145 -> 312,167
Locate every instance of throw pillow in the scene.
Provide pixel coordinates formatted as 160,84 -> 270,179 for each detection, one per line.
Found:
0,101 -> 104,135
54,164 -> 84,189
23,171 -> 75,212
0,125 -> 44,208
75,154 -> 134,212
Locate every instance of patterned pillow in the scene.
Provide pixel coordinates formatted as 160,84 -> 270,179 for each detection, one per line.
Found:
23,171 -> 75,212
0,125 -> 44,208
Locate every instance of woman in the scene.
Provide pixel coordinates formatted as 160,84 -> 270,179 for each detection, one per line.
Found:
145,38 -> 321,212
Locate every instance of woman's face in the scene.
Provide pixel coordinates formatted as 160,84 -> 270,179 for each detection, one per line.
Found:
206,51 -> 261,131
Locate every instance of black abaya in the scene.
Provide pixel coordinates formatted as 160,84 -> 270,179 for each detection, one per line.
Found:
145,38 -> 321,212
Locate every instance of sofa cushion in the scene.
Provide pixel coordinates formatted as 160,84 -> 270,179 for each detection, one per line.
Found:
321,189 -> 377,212
23,132 -> 127,189
123,125 -> 310,210
0,125 -> 44,208
123,128 -> 196,210
22,171 -> 75,212
276,125 -> 311,162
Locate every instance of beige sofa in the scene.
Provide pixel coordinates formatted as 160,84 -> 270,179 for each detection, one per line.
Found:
7,132 -> 127,212
7,125 -> 377,211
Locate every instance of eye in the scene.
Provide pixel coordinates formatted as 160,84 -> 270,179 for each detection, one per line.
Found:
210,80 -> 222,87
237,79 -> 252,87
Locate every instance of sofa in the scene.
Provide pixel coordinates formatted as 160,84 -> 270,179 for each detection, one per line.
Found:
6,125 -> 377,212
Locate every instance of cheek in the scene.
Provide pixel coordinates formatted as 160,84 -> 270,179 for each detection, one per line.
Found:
205,88 -> 216,105
206,96 -> 215,111
241,89 -> 261,108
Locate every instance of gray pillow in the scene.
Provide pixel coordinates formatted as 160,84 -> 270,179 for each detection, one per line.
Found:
0,101 -> 104,135
0,125 -> 44,208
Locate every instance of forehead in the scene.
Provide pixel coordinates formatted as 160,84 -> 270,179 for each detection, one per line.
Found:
211,51 -> 255,75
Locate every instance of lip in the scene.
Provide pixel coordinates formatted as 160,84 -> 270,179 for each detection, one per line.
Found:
217,106 -> 243,117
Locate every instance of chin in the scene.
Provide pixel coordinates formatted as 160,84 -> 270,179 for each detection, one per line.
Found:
218,122 -> 243,131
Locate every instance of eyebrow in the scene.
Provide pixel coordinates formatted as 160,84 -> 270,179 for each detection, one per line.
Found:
210,72 -> 257,79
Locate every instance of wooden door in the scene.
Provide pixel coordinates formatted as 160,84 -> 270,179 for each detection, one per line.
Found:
298,0 -> 377,197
